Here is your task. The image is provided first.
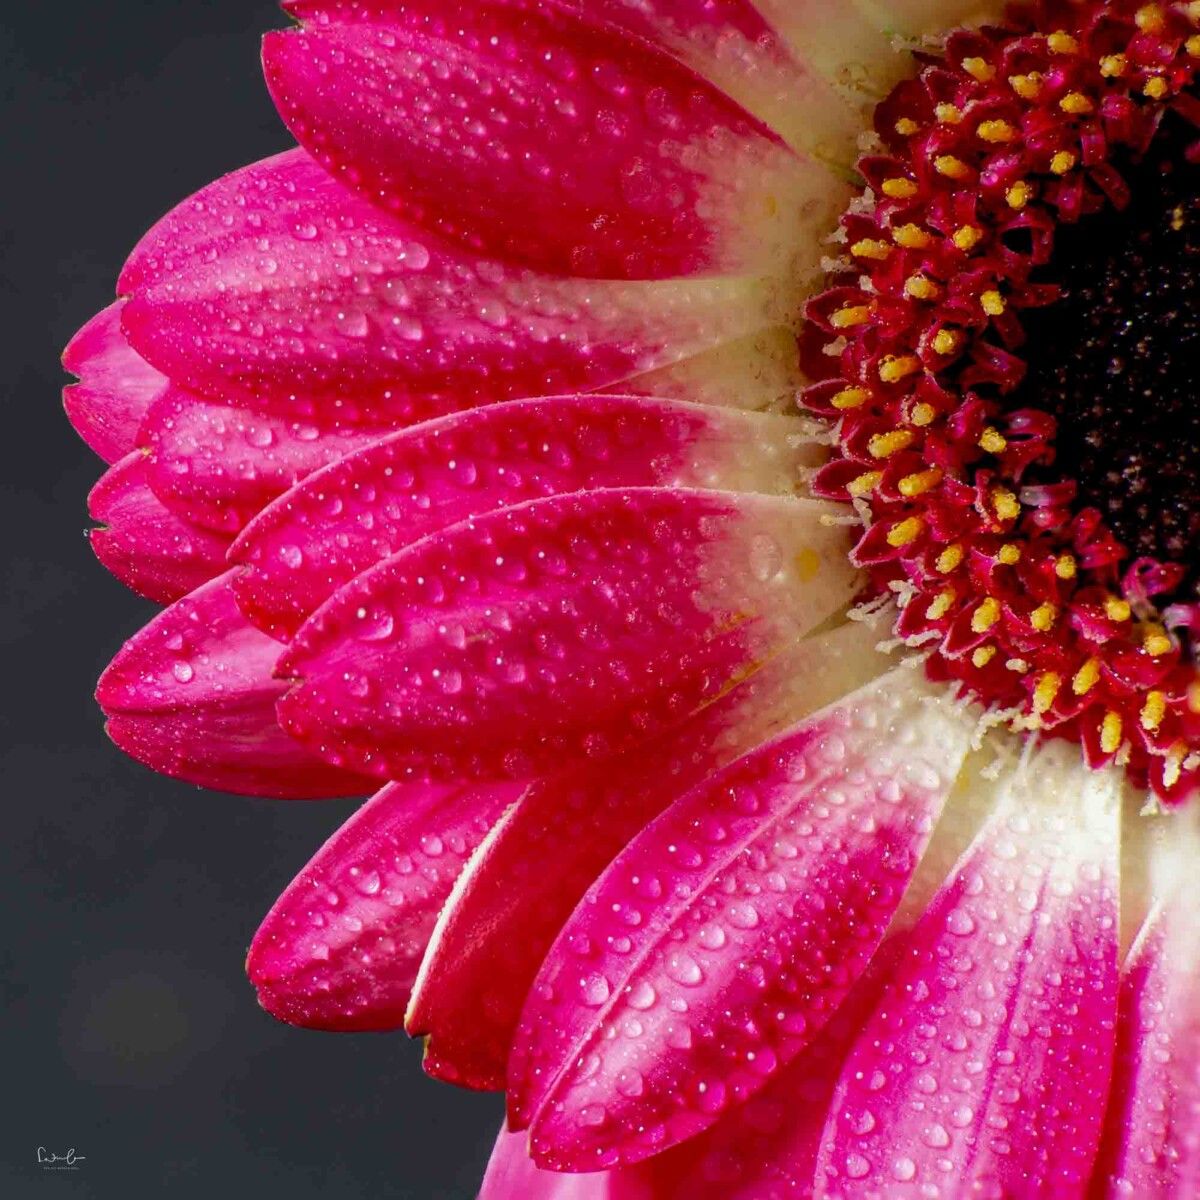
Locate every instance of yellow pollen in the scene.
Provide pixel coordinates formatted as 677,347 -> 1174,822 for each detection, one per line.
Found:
899,467 -> 943,496
1144,627 -> 1173,656
926,587 -> 956,620
977,119 -> 1017,143
981,289 -> 1007,316
1144,77 -> 1170,100
905,274 -> 942,301
831,304 -> 873,328
1164,742 -> 1187,789
1189,35 -> 1200,57
979,427 -> 1008,453
1047,31 -> 1079,55
894,117 -> 920,136
1055,554 -> 1077,580
910,402 -> 937,426
848,470 -> 883,497
1030,602 -> 1058,632
1186,2 -> 1200,25
1141,690 -> 1167,732
997,543 -> 1021,565
952,225 -> 984,252
973,645 -> 998,668
992,488 -> 1020,522
878,354 -> 921,383
1100,711 -> 1124,755
1100,53 -> 1127,78
1060,92 -> 1094,115
1007,657 -> 1031,673
1190,681 -> 1200,713
887,516 -> 925,547
1135,4 -> 1166,34
1073,657 -> 1102,695
1007,181 -> 1034,209
935,155 -> 972,180
1104,596 -> 1132,622
972,597 -> 1001,633
932,328 -> 963,356
893,223 -> 933,249
851,238 -> 892,260
1050,150 -> 1077,175
831,386 -> 870,410
882,177 -> 919,199
937,543 -> 964,573
869,429 -> 916,458
962,56 -> 996,83
935,103 -> 963,124
1009,72 -> 1043,100
1033,671 -> 1062,714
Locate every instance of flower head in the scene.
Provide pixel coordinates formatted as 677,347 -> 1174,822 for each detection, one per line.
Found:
66,1 -> 1200,1195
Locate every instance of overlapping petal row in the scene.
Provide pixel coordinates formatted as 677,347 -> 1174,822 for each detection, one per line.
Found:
65,1 -> 1200,1197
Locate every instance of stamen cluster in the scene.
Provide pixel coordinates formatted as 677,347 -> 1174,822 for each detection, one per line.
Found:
804,0 -> 1200,800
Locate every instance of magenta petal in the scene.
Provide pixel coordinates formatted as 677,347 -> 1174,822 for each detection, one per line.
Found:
88,452 -> 232,603
479,1127 -> 653,1200
247,778 -> 518,1032
407,621 -> 891,1091
232,395 -> 815,639
121,149 -> 778,414
642,958 -> 895,1200
816,746 -> 1121,1198
277,488 -> 858,783
510,669 -> 973,1169
97,573 -> 374,799
1096,834 -> 1200,1198
140,388 -> 387,534
62,300 -> 169,463
262,2 -> 818,279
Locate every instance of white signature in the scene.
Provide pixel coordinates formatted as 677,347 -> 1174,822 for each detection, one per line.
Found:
37,1147 -> 86,1169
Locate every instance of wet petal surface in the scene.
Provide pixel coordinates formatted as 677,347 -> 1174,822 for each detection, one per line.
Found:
816,745 -> 1121,1199
97,573 -> 373,798
512,668 -> 973,1168
88,452 -> 232,604
248,778 -> 518,1031
232,395 -> 816,639
277,487 -> 858,783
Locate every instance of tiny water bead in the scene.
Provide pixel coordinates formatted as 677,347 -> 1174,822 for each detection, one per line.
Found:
1019,118 -> 1200,589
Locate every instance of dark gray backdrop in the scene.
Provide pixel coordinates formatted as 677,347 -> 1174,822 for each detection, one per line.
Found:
3,3 -> 503,1196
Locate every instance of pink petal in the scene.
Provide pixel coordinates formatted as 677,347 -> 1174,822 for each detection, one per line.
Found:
615,329 -> 801,413
232,395 -> 817,639
277,488 -> 859,783
139,388 -> 387,534
97,572 -> 374,799
262,2 -> 829,279
247,778 -> 518,1032
815,746 -> 1121,1198
88,452 -> 232,603
640,957 -> 896,1200
1096,824 -> 1200,1198
511,668 -> 973,1169
479,1127 -> 653,1200
550,0 -> 861,161
120,150 -> 776,415
62,300 -> 169,463
407,621 -> 892,1091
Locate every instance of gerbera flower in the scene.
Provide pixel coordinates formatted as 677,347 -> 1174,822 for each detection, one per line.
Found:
65,0 -> 1200,1194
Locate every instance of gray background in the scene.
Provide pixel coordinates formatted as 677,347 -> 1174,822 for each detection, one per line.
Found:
3,3 -> 503,1195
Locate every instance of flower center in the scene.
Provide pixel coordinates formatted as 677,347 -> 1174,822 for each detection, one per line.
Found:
1020,116 -> 1200,588
804,2 -> 1200,802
